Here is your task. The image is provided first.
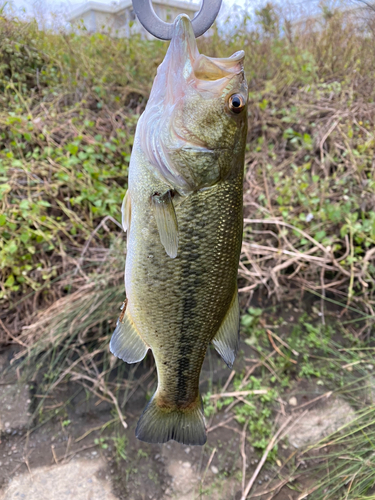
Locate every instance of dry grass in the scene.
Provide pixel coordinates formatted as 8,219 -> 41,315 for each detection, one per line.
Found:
0,1 -> 373,348
0,6 -> 374,499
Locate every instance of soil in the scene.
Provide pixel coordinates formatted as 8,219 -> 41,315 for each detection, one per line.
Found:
0,342 -> 265,500
0,330 -> 360,500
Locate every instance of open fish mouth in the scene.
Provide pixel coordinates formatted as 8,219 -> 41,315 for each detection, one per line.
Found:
167,15 -> 245,98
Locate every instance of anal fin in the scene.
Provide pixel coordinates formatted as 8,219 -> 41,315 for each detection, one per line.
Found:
151,190 -> 178,259
110,309 -> 148,364
212,291 -> 240,368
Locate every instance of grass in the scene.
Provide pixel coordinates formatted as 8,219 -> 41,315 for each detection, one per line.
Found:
294,406 -> 375,499
0,2 -> 375,499
1,2 -> 375,327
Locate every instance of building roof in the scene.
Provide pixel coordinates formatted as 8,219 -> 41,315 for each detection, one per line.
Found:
69,0 -> 200,22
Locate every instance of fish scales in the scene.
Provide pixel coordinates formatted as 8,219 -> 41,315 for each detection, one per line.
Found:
110,14 -> 248,445
128,152 -> 243,406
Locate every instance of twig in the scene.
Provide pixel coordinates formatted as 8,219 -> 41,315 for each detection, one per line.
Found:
24,452 -> 32,475
75,418 -> 117,443
64,444 -> 97,463
297,484 -> 320,500
342,360 -> 363,369
236,396 -> 255,409
243,219 -> 328,254
51,444 -> 59,465
293,391 -> 332,411
222,369 -> 236,393
210,390 -> 268,399
264,329 -> 299,356
207,415 -> 235,433
0,318 -> 27,347
347,218 -> 355,307
241,418 -> 250,494
63,435 -> 72,463
266,329 -> 297,364
240,362 -> 262,388
243,242 -> 332,265
319,120 -> 339,165
247,477 -> 296,498
81,215 -> 122,257
201,447 -> 217,485
72,372 -> 128,429
320,251 -> 327,325
240,416 -> 293,500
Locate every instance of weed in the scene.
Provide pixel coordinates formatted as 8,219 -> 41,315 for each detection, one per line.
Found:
0,4 -> 374,499
295,406 -> 375,499
136,448 -> 148,459
112,434 -> 128,463
1,5 -> 375,338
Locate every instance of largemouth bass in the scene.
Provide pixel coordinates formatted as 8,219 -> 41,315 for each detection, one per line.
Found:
110,14 -> 248,446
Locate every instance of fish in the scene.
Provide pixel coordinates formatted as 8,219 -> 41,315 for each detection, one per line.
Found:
110,14 -> 248,446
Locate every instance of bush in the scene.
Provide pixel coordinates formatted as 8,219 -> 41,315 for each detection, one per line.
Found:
1,5 -> 375,336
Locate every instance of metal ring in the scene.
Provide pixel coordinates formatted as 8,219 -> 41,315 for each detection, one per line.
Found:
131,0 -> 222,40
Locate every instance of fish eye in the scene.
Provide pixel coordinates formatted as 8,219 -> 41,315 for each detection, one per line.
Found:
228,94 -> 245,114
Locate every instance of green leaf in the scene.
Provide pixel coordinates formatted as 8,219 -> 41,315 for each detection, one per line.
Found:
248,307 -> 263,316
7,241 -> 18,254
20,232 -> 30,243
20,199 -> 30,210
38,200 -> 52,207
314,230 -> 326,242
5,275 -> 15,287
0,183 -> 11,198
66,144 -> 78,155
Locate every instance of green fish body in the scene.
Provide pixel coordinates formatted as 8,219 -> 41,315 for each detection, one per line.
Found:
110,15 -> 248,446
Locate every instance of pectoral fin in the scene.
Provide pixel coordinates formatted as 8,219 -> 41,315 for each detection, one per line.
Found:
110,309 -> 149,364
152,191 -> 179,259
212,291 -> 240,368
121,190 -> 131,232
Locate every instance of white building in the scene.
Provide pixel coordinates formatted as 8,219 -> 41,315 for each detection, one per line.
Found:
68,0 -> 200,38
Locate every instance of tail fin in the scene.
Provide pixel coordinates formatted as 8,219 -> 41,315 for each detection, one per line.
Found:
135,394 -> 207,446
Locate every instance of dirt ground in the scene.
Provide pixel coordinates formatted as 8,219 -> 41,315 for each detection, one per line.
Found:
0,331 -> 361,500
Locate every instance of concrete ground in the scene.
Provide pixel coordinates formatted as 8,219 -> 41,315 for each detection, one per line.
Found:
0,459 -> 116,500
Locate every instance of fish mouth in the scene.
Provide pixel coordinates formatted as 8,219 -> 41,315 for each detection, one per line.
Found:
168,15 -> 245,91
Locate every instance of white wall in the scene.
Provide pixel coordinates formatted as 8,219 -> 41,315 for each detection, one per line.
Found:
70,3 -> 199,38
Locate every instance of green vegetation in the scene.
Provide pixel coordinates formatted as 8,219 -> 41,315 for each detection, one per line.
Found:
1,4 -> 374,314
0,16 -> 165,304
299,406 -> 375,499
0,3 -> 375,499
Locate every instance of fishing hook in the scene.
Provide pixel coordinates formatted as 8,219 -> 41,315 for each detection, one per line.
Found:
131,0 -> 222,40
